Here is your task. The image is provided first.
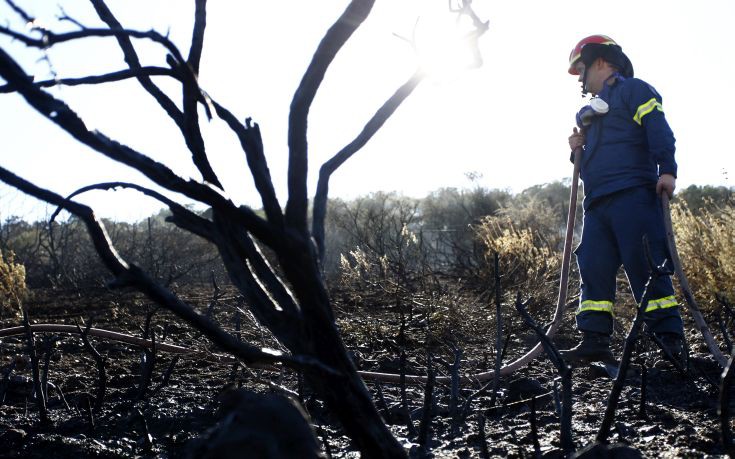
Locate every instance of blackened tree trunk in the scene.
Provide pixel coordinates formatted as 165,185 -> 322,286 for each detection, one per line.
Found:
0,1 -> 487,456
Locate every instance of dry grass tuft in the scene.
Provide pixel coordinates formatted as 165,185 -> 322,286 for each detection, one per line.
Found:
472,198 -> 563,306
671,199 -> 735,310
0,249 -> 27,319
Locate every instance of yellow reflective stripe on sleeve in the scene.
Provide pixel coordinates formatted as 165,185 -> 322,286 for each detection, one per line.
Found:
577,300 -> 614,315
633,98 -> 663,125
644,295 -> 678,312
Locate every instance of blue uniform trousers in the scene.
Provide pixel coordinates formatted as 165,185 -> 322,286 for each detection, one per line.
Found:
574,186 -> 684,336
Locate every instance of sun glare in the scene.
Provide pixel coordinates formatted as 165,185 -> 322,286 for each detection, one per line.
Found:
412,5 -> 484,80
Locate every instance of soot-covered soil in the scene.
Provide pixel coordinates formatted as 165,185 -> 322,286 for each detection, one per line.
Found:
0,287 -> 732,458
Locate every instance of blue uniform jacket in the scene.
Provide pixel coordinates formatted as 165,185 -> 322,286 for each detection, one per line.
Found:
580,77 -> 677,209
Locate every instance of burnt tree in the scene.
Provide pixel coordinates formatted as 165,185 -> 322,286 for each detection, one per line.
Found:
0,1 -> 487,457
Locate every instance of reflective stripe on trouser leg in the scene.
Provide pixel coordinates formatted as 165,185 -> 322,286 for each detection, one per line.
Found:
575,201 -> 619,335
644,295 -> 677,312
577,300 -> 614,314
644,295 -> 683,336
576,300 -> 615,335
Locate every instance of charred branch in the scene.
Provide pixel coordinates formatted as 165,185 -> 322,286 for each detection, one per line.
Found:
312,71 -> 423,258
648,330 -> 693,382
5,0 -> 219,186
205,273 -> 221,319
514,294 -> 574,452
75,320 -> 107,412
0,51 -> 281,247
717,311 -> 733,357
447,343 -> 464,437
0,26 -> 186,72
720,349 -> 735,453
529,395 -> 541,457
0,67 -> 175,93
92,0 -> 216,188
375,382 -> 392,424
456,336 -> 507,426
52,181 -> 215,242
597,237 -> 668,443
211,211 -> 303,349
287,0 -> 375,232
187,0 -> 207,75
153,356 -> 179,395
87,0 -> 184,126
40,336 -> 52,404
22,308 -> 48,424
398,309 -> 417,438
137,320 -> 156,401
477,412 -> 490,459
492,252 -> 504,405
210,103 -> 282,226
639,359 -> 648,419
5,0 -> 35,24
85,394 -> 95,429
717,294 -> 735,355
0,361 -> 16,407
417,352 -> 435,454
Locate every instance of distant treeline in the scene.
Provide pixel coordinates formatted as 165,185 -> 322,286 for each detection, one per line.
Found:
0,183 -> 732,299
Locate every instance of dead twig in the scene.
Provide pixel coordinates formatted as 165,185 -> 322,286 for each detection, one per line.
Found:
135,408 -> 154,452
375,382 -> 392,424
137,310 -> 157,401
448,343 -> 462,431
455,334 -> 510,427
205,271 -> 221,319
529,395 -> 541,457
85,394 -> 95,429
719,348 -> 735,454
514,294 -> 574,452
40,335 -> 53,404
477,412 -> 490,459
492,252 -> 504,405
0,361 -> 17,406
398,311 -> 417,438
417,351 -> 435,455
597,236 -> 667,443
638,352 -> 648,419
22,308 -> 48,424
152,357 -> 179,396
716,308 -> 733,356
75,319 -> 107,412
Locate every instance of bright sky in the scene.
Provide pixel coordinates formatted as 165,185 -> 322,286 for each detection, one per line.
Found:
1,0 -> 733,222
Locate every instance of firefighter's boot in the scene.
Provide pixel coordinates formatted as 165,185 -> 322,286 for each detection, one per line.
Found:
656,332 -> 684,361
560,331 -> 615,365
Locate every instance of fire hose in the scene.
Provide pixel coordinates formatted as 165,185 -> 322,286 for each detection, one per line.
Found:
661,193 -> 727,367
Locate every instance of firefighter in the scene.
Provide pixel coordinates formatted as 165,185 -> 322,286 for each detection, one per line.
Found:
560,35 -> 684,364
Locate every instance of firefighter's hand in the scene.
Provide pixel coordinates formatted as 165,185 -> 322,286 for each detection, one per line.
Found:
656,173 -> 676,198
569,127 -> 585,151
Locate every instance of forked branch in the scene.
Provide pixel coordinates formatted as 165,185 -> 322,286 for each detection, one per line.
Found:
312,71 -> 424,259
286,0 -> 376,232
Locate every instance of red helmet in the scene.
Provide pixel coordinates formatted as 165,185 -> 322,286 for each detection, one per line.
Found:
568,34 -> 618,75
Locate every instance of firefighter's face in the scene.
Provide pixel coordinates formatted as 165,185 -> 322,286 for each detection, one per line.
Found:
576,59 -> 612,95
